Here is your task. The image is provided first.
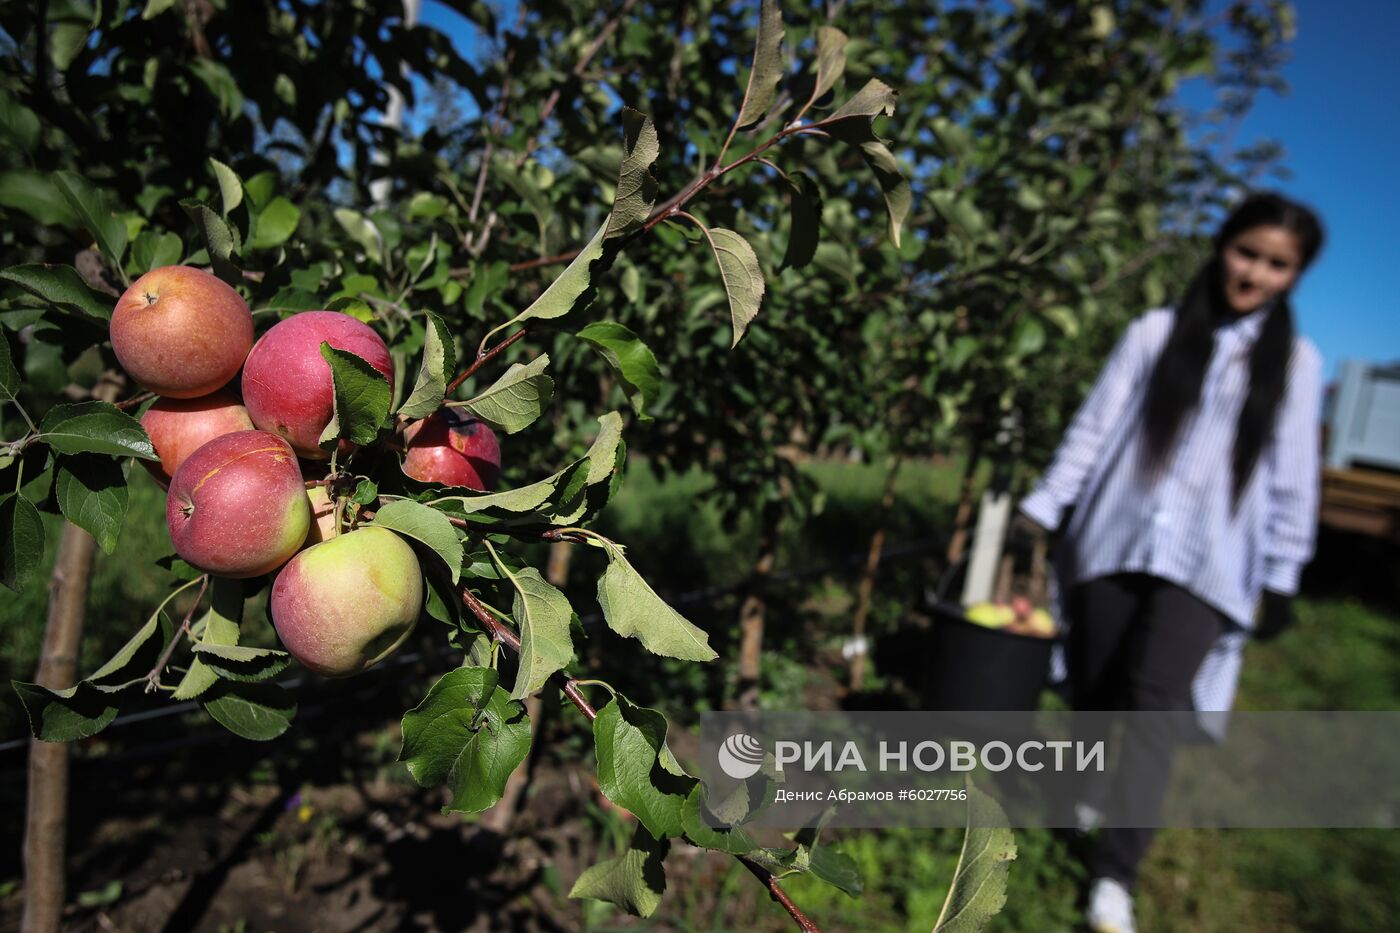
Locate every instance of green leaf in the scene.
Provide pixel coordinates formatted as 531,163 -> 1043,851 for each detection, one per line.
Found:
462,354 -> 553,433
0,170 -> 80,227
0,328 -> 17,401
11,680 -> 120,742
398,312 -> 456,419
1044,305 -> 1078,338
370,499 -> 463,582
190,59 -> 243,119
928,190 -> 986,241
1,494 -> 44,592
576,323 -> 660,420
569,823 -> 670,918
12,608 -> 168,741
398,666 -> 532,813
593,694 -> 695,840
242,172 -> 277,209
406,191 -> 447,220
745,805 -> 862,893
780,172 -> 823,271
200,681 -> 297,741
142,0 -> 180,19
334,208 -> 384,265
88,613 -> 166,684
0,264 -> 112,320
173,577 -> 243,700
52,455 -> 129,554
249,197 -> 300,250
38,401 -> 157,459
933,782 -> 1017,932
493,562 -> 575,700
192,642 -> 291,683
180,199 -> 241,283
696,226 -> 765,348
1011,318 -> 1045,357
808,27 -> 848,106
605,109 -> 660,239
53,171 -> 129,270
931,116 -> 972,161
0,90 -> 40,151
495,161 -> 554,252
681,784 -> 757,855
130,230 -> 184,274
590,538 -> 716,662
208,158 -> 243,216
318,343 -> 392,449
823,80 -> 910,248
826,76 -> 898,122
50,23 -> 90,73
498,221 -> 607,332
734,0 -> 785,131
808,845 -> 864,897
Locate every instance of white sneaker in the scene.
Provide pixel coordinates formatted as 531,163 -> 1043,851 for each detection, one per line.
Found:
1086,877 -> 1137,933
1074,801 -> 1104,834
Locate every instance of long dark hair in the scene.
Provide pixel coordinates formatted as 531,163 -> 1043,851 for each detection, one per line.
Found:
1141,192 -> 1325,510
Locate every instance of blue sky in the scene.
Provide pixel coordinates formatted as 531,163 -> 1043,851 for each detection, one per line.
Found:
1177,1 -> 1400,384
410,1 -> 1395,385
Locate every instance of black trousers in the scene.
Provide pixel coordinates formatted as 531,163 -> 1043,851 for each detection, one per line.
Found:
1067,572 -> 1226,888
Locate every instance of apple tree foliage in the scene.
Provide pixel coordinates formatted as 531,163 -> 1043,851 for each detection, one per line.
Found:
0,0 -> 1029,926
506,0 -> 1299,699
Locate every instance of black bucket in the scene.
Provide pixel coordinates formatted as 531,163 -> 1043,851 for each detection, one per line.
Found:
919,599 -> 1055,711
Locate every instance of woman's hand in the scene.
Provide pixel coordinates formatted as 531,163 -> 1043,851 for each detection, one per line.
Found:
1254,589 -> 1296,641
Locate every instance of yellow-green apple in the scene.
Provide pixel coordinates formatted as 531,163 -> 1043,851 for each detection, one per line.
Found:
166,430 -> 311,578
111,266 -> 253,397
1026,608 -> 1056,637
304,485 -> 339,544
139,388 -> 254,488
241,311 -> 393,458
401,409 -> 501,490
270,526 -> 423,676
965,602 -> 1015,628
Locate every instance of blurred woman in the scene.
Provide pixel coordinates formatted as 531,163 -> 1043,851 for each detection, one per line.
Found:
1017,192 -> 1326,933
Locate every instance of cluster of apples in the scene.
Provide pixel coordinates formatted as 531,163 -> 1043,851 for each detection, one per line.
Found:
109,266 -> 501,676
963,596 -> 1056,638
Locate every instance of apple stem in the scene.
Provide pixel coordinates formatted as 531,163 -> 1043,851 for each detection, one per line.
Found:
459,585 -> 597,721
446,326 -> 529,397
114,391 -> 153,411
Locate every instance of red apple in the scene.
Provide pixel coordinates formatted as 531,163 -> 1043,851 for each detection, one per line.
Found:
110,266 -> 253,398
167,430 -> 311,578
139,389 -> 255,488
402,409 -> 501,490
1011,595 -> 1033,622
270,525 -> 423,676
241,311 -> 393,459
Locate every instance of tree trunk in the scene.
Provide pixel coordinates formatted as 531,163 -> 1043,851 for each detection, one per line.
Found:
480,540 -> 570,834
735,499 -> 783,711
945,434 -> 985,567
848,456 -> 902,693
21,522 -> 99,933
545,539 -> 573,590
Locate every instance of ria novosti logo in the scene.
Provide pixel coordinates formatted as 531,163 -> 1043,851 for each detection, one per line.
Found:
718,733 -> 765,779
